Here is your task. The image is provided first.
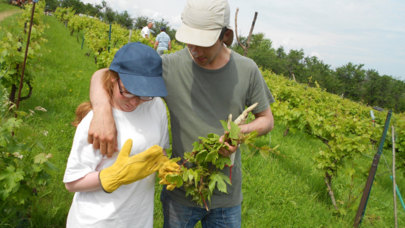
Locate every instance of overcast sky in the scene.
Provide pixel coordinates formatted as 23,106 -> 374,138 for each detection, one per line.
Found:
82,0 -> 405,81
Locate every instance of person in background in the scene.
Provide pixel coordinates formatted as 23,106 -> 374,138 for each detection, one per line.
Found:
141,21 -> 153,39
63,42 -> 177,228
154,26 -> 172,55
87,0 -> 275,227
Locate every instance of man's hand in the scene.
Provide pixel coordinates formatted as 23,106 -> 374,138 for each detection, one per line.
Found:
88,106 -> 118,157
218,134 -> 238,157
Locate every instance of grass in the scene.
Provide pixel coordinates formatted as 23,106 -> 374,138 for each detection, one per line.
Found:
2,5 -> 405,227
9,14 -> 98,226
0,1 -> 19,12
0,3 -> 21,38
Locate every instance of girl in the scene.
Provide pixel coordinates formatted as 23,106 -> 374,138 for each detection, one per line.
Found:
63,42 -> 169,228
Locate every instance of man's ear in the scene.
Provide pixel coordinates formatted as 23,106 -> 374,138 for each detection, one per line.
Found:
223,29 -> 234,47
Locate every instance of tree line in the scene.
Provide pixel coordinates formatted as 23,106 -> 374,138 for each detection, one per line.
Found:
231,33 -> 405,113
43,0 -> 405,113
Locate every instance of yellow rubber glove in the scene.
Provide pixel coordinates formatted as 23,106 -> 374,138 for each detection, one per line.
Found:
158,158 -> 182,191
99,139 -> 164,193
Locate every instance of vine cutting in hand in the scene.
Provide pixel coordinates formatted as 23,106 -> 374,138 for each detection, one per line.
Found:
159,103 -> 263,210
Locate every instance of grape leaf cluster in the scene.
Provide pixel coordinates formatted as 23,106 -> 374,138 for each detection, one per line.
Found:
161,120 -> 258,210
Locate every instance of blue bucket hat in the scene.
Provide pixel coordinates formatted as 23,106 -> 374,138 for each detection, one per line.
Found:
109,42 -> 167,97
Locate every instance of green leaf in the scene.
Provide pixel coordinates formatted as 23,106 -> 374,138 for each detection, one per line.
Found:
195,149 -> 208,163
209,172 -> 231,193
228,121 -> 240,140
0,166 -> 24,200
34,153 -> 49,164
205,150 -> 218,163
214,156 -> 231,169
220,120 -> 230,132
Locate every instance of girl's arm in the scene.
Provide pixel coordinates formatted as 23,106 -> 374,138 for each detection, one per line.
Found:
65,172 -> 102,192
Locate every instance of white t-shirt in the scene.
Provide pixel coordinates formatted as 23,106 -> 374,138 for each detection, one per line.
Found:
141,26 -> 150,38
63,98 -> 169,228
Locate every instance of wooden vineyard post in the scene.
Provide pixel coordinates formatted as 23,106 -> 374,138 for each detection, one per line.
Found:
16,0 -> 37,109
234,8 -> 258,56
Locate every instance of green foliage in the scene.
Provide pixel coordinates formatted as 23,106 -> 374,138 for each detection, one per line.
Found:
391,115 -> 405,171
2,7 -> 404,226
0,1 -> 47,103
44,0 -> 60,12
133,16 -> 149,30
0,87 -> 53,227
162,117 -> 259,210
53,7 -> 184,68
264,69 -> 405,212
150,18 -> 176,40
232,34 -> 405,112
54,6 -> 75,25
13,15 -> 99,226
56,0 -> 134,29
0,1 -> 19,11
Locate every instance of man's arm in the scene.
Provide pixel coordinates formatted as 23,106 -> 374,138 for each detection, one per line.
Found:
154,40 -> 159,50
88,68 -> 118,157
218,106 -> 274,157
239,107 -> 274,136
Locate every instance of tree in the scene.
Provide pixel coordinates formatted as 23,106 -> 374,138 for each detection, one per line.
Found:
83,3 -> 101,17
60,0 -> 83,13
103,6 -> 115,23
273,47 -> 288,75
116,11 -> 133,29
151,19 -> 175,40
44,0 -> 59,11
134,16 -> 150,30
335,63 -> 366,100
286,49 -> 305,81
244,33 -> 276,70
303,56 -> 337,91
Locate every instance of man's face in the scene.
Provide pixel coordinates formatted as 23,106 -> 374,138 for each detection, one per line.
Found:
148,23 -> 153,29
187,40 -> 223,68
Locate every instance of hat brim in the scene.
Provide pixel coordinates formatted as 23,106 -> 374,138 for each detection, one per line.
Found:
119,74 -> 168,97
176,23 -> 234,47
176,23 -> 222,47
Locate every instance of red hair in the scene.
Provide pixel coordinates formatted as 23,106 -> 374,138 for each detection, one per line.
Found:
72,70 -> 119,127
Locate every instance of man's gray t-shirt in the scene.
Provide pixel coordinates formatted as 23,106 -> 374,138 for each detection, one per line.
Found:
162,48 -> 274,209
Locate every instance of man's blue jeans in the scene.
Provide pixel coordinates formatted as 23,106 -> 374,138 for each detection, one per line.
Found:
161,189 -> 241,228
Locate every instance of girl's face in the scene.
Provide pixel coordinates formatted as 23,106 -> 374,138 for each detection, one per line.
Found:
111,79 -> 148,112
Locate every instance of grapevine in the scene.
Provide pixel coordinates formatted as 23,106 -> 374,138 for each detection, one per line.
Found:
50,7 -> 405,212
0,1 -> 47,104
263,70 -> 399,212
159,103 -> 259,210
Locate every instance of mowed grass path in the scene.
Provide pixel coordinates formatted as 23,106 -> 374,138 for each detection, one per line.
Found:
7,13 -> 404,227
18,15 -> 98,226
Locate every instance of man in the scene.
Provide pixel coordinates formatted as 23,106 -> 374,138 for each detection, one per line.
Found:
154,26 -> 171,55
141,21 -> 153,38
88,0 -> 274,227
